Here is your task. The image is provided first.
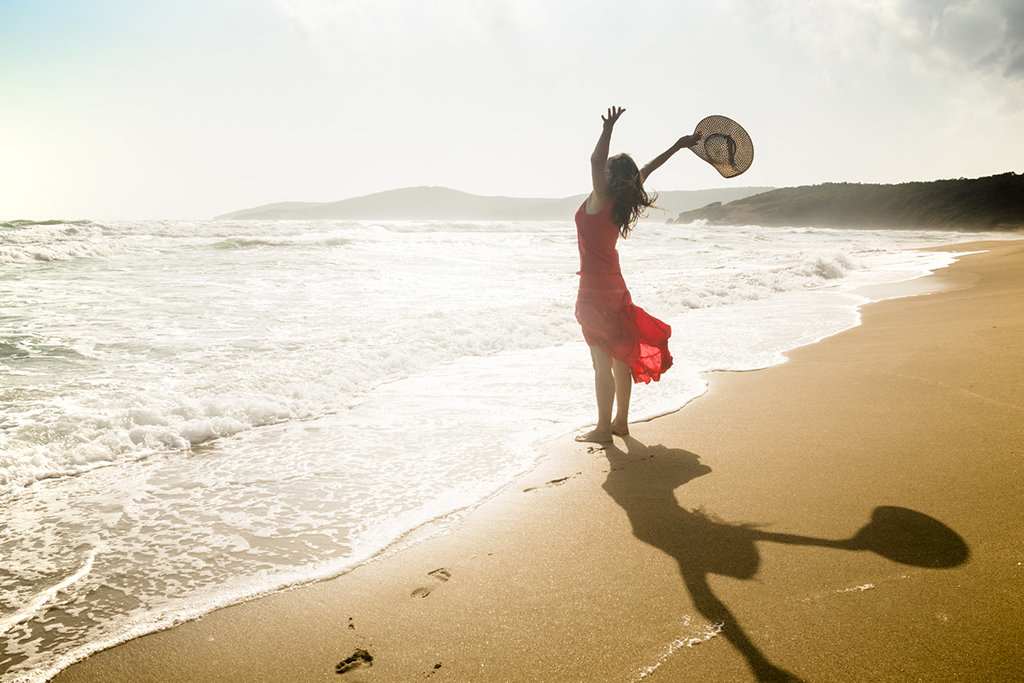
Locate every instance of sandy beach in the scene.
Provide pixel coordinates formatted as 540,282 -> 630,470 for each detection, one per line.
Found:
54,240 -> 1024,682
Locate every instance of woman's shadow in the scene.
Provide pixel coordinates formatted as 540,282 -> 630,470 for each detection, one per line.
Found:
602,437 -> 969,682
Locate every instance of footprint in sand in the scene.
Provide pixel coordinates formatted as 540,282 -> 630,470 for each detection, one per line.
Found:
522,473 -> 580,493
335,648 -> 373,675
411,567 -> 451,598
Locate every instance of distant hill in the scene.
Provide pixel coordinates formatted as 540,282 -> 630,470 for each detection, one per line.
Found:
215,186 -> 774,221
670,173 -> 1024,231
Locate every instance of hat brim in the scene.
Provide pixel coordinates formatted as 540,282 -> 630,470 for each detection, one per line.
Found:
690,115 -> 754,178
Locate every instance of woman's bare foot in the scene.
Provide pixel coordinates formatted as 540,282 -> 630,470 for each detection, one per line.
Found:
575,428 -> 613,443
611,419 -> 629,436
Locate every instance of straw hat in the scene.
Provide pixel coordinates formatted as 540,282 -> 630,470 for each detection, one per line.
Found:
690,115 -> 754,178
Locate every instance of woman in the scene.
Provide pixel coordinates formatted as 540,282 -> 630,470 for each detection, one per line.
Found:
574,106 -> 701,443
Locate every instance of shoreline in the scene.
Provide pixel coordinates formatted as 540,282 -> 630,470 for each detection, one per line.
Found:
53,239 -> 1024,682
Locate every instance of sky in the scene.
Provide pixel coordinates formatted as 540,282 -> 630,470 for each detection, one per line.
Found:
1,0 -> 1022,220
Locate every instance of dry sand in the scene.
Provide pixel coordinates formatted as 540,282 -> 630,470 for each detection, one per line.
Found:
55,241 -> 1024,682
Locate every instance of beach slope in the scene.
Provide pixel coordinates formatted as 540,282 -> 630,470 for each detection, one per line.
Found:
55,241 -> 1024,682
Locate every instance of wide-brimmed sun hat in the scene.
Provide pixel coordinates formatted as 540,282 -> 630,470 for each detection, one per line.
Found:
690,115 -> 754,178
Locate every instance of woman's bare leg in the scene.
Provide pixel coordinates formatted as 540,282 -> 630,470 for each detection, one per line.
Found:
611,358 -> 631,435
576,345 -> 615,442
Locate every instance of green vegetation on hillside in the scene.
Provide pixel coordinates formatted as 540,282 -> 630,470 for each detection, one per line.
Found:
671,173 -> 1024,231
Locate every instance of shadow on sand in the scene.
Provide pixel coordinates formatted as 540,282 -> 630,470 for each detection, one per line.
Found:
602,437 -> 970,682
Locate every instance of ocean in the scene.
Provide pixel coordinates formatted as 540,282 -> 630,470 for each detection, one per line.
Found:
0,216 -> 1010,681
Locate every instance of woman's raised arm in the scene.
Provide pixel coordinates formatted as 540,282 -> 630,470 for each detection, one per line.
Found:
588,106 -> 624,212
639,132 -> 702,183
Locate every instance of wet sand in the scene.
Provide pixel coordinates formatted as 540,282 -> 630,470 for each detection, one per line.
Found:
55,240 -> 1024,682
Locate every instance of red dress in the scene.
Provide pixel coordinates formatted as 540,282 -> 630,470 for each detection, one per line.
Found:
574,199 -> 673,383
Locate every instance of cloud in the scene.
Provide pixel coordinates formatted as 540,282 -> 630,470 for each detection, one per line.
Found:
897,0 -> 1024,80
273,0 -> 525,56
991,0 -> 1024,78
741,0 -> 1024,82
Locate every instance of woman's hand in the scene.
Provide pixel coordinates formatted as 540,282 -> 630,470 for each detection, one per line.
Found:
675,132 -> 703,149
602,106 -> 625,129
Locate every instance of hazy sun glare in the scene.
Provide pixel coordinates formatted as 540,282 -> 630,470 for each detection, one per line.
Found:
1,0 -> 1022,219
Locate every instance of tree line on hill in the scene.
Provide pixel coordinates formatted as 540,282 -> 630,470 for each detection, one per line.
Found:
670,173 -> 1024,231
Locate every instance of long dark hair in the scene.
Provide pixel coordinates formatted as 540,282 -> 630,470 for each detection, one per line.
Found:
607,153 -> 658,238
